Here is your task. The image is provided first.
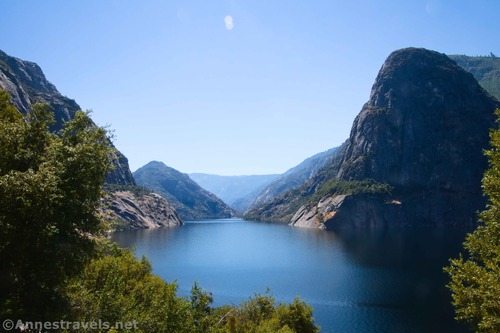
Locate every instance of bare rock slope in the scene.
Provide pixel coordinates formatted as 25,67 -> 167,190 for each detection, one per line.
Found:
102,190 -> 182,230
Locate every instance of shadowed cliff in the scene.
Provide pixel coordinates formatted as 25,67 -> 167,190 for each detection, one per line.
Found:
248,48 -> 500,228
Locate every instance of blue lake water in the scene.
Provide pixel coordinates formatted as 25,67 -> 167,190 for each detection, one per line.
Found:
111,218 -> 471,333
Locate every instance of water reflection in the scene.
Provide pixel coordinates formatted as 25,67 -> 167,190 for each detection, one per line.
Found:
330,227 -> 472,333
331,227 -> 470,268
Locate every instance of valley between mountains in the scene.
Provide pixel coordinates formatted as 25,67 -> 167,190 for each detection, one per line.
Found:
1,47 -> 499,230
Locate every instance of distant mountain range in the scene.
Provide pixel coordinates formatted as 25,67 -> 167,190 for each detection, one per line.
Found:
188,173 -> 280,212
134,161 -> 236,220
189,147 -> 341,214
247,147 -> 341,211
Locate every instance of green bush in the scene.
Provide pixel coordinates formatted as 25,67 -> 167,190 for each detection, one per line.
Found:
103,183 -> 152,198
222,291 -> 319,333
66,244 -> 194,333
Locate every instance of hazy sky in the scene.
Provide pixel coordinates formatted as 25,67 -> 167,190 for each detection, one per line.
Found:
2,0 -> 499,175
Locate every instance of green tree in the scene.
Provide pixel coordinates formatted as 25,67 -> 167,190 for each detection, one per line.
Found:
276,297 -> 319,333
445,109 -> 500,333
0,89 -> 114,321
190,281 -> 216,333
222,291 -> 320,333
67,244 -> 194,333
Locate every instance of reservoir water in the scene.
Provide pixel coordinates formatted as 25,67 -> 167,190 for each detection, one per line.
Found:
111,218 -> 471,333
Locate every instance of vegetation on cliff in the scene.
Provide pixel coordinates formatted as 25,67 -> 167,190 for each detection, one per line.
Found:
445,109 -> 500,333
450,54 -> 500,101
308,179 -> 393,205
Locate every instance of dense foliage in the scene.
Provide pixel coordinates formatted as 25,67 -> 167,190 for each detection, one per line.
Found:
67,244 -> 194,333
0,90 -> 113,321
445,109 -> 500,333
0,89 -> 319,332
221,292 -> 319,333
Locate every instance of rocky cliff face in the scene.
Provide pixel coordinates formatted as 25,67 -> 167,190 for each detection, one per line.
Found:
254,48 -> 500,228
0,50 -> 135,185
101,190 -> 182,230
134,161 -> 236,220
337,48 -> 496,188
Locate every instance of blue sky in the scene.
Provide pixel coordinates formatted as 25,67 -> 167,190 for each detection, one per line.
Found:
2,0 -> 499,175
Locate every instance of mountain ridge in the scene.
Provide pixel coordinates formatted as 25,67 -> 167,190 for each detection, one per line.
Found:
247,146 -> 341,213
134,161 -> 236,220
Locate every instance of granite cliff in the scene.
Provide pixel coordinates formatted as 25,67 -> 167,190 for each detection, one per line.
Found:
0,50 -> 134,185
0,50 -> 182,230
101,188 -> 182,230
134,161 -> 236,220
249,48 -> 500,228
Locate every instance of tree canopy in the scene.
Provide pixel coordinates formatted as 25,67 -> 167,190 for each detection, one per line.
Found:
445,109 -> 500,333
0,89 -> 114,321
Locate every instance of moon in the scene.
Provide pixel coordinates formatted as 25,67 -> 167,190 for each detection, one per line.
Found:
224,16 -> 234,30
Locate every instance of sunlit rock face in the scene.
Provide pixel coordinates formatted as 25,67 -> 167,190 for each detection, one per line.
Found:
101,191 -> 182,230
